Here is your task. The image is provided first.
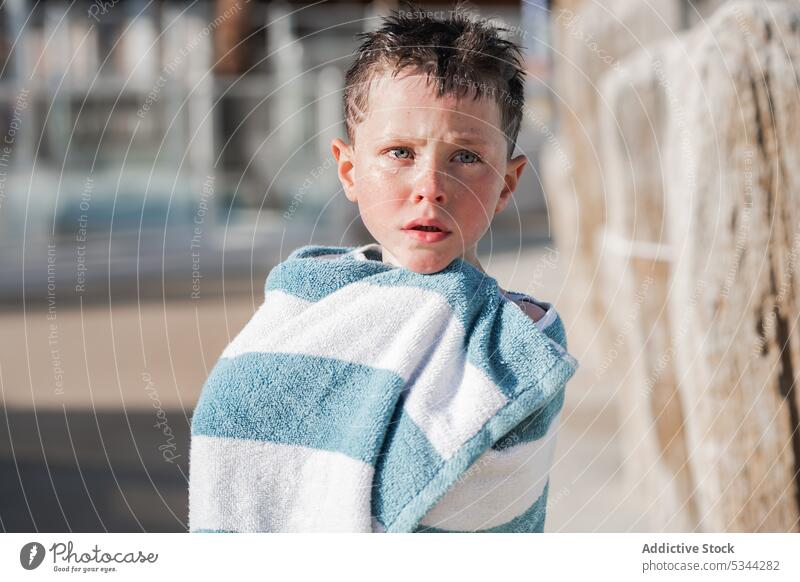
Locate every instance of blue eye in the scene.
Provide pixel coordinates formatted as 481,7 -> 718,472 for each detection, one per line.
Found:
387,147 -> 412,160
455,150 -> 481,164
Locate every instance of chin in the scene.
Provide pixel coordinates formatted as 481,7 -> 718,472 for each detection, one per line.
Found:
401,253 -> 454,275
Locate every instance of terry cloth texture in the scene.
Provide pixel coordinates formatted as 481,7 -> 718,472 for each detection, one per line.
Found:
189,244 -> 578,533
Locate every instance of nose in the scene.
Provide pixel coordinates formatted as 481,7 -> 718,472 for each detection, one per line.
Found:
412,164 -> 448,205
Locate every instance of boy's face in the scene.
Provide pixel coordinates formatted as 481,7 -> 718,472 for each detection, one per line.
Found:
331,69 -> 527,274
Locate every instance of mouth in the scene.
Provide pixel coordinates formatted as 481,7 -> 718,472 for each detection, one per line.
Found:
401,219 -> 452,243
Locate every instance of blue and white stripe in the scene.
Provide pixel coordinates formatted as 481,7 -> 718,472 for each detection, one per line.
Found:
189,244 -> 578,532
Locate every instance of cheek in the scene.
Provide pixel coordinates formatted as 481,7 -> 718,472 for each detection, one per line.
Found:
355,165 -> 414,212
457,166 -> 501,196
459,208 -> 493,238
455,177 -> 500,226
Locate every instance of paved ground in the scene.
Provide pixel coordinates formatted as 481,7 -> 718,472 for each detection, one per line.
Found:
0,243 -> 659,532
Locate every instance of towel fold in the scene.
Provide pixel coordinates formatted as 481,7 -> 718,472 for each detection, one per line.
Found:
189,245 -> 578,532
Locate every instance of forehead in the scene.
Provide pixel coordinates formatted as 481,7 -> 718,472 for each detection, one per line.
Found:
358,69 -> 504,143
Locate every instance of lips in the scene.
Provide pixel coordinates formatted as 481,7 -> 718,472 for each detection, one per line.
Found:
402,218 -> 451,243
402,218 -> 451,232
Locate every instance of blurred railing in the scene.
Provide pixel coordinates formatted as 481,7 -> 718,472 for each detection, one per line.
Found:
0,0 -> 550,304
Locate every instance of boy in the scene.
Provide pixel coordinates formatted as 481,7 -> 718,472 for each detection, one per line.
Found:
189,3 -> 576,533
332,4 -> 546,322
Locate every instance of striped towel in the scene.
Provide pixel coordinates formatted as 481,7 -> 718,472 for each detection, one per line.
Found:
189,244 -> 578,532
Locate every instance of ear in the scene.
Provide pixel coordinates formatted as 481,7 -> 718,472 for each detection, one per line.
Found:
495,154 -> 527,215
331,137 -> 357,202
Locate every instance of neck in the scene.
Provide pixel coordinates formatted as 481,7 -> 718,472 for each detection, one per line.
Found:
463,246 -> 486,274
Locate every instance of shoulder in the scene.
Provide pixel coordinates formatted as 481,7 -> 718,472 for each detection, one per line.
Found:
514,297 -> 547,323
500,289 -> 549,326
500,289 -> 575,365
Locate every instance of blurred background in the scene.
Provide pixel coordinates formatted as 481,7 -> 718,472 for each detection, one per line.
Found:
0,0 -> 560,533
1,0 -> 799,533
